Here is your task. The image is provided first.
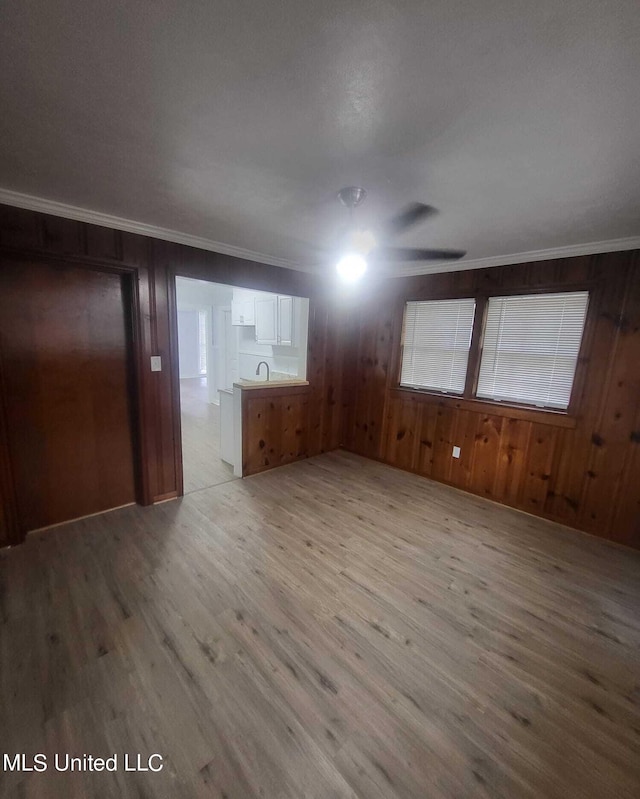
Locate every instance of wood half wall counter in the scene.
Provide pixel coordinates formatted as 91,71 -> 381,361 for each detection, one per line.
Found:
241,382 -> 312,476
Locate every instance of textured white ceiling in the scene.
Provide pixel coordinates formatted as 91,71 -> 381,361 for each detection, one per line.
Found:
1,0 -> 639,276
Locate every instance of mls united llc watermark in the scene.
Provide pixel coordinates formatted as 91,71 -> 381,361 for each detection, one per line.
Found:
3,754 -> 164,773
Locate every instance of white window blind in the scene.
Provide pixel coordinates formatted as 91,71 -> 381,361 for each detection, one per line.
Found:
476,291 -> 589,409
401,298 -> 476,394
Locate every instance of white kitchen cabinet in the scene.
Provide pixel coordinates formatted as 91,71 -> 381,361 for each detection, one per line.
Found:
254,295 -> 278,344
277,295 -> 294,346
231,289 -> 255,326
219,389 -> 235,465
231,298 -> 255,326
255,294 -> 295,346
234,289 -> 296,346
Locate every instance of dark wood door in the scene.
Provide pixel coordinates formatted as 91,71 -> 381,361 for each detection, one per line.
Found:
0,258 -> 137,533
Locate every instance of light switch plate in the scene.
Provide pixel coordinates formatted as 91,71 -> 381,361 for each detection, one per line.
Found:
452,446 -> 461,459
150,356 -> 162,372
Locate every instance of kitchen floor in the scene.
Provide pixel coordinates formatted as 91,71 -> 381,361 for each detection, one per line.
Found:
180,377 -> 236,494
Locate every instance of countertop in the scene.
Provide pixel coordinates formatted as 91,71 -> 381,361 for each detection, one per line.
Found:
233,378 -> 309,390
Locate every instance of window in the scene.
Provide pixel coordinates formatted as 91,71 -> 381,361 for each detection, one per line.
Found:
400,298 -> 476,394
476,291 -> 589,409
399,290 -> 590,413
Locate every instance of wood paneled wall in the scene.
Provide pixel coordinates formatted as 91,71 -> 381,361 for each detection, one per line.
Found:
342,251 -> 640,549
2,203 -> 638,551
241,299 -> 347,476
0,205 -> 343,547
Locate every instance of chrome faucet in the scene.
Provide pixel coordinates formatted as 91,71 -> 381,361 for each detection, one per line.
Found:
256,361 -> 270,381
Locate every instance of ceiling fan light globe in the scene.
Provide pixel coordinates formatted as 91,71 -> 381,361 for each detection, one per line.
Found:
336,252 -> 367,283
352,229 -> 377,255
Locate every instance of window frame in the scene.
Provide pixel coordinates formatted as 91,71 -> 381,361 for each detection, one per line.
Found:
399,296 -> 477,396
395,282 -> 595,423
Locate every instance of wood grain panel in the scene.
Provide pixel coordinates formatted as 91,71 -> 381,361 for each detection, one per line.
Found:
322,303 -> 348,453
40,214 -> 83,254
281,394 -> 309,462
0,258 -> 137,533
0,205 -> 43,250
449,409 -> 481,489
611,401 -> 640,548
343,250 -> 640,548
242,382 -> 333,476
84,223 -> 120,261
431,406 -> 457,480
470,414 -> 505,498
242,319 -> 346,474
148,240 -> 182,500
349,315 -> 379,457
520,423 -> 559,514
495,418 -> 532,506
416,403 -> 438,477
578,257 -> 640,537
243,392 -> 285,474
243,396 -> 275,473
384,395 -> 420,472
304,297 -> 346,458
0,339 -> 20,546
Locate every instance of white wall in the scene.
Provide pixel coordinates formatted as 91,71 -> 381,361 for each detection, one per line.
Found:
176,277 -> 234,402
237,331 -> 299,380
176,278 -> 233,310
177,309 -> 200,378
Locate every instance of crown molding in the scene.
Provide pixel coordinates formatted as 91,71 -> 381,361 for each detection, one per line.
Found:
0,187 -> 311,272
2,187 -> 638,278
394,236 -> 640,277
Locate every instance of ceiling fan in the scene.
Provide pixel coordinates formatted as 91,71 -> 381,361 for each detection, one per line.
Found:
327,186 -> 466,282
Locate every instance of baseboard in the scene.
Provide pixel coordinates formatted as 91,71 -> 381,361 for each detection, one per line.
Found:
27,501 -> 137,534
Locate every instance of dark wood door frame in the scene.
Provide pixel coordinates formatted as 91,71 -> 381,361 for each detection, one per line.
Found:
0,250 -> 152,544
167,270 -> 184,498
0,334 -> 21,545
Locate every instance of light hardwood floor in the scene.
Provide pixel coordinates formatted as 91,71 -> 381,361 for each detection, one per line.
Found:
180,377 -> 236,494
1,451 -> 639,798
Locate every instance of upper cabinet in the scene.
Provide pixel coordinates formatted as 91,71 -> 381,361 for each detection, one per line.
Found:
277,295 -> 294,346
231,288 -> 256,326
255,294 -> 295,346
254,295 -> 278,344
233,288 -> 296,346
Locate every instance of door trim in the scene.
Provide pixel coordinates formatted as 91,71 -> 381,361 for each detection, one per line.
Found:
0,334 -> 20,545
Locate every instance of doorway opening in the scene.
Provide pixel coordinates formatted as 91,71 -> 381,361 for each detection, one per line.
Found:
175,277 -> 309,495
176,278 -> 236,494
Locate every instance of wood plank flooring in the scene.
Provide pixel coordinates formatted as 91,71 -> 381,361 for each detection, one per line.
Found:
180,377 -> 236,494
1,451 -> 639,798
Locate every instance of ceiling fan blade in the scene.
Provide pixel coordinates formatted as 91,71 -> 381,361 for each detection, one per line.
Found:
372,246 -> 466,262
383,203 -> 438,237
